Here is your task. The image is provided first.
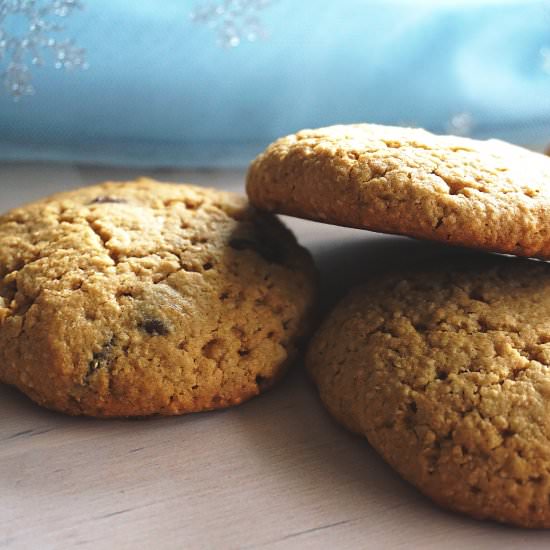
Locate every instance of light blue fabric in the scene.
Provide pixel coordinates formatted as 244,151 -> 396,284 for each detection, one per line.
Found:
1,0 -> 549,167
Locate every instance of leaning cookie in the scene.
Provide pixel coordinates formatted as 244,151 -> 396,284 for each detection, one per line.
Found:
0,179 -> 316,417
307,255 -> 550,527
247,124 -> 550,259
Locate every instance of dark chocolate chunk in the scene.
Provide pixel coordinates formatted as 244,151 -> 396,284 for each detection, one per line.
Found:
255,374 -> 271,391
141,318 -> 170,336
89,196 -> 127,204
0,278 -> 17,304
86,339 -> 114,380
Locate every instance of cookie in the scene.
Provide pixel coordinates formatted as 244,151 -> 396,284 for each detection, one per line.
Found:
247,124 -> 550,259
0,179 -> 316,417
307,255 -> 550,527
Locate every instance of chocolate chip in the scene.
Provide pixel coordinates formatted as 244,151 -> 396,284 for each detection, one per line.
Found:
255,375 -> 271,391
229,237 -> 284,264
0,279 -> 17,304
89,196 -> 127,204
86,339 -> 114,380
141,318 -> 170,336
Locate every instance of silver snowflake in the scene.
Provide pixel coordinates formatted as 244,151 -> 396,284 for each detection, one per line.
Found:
0,0 -> 87,100
190,0 -> 275,48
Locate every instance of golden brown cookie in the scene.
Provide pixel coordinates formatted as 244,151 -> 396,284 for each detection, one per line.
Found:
0,179 -> 316,417
307,255 -> 550,527
247,124 -> 550,259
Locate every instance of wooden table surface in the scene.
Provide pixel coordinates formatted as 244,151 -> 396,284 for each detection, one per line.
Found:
1,163 -> 550,549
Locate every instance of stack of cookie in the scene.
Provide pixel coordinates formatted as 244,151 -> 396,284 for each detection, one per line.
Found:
1,124 -> 550,528
246,124 -> 550,528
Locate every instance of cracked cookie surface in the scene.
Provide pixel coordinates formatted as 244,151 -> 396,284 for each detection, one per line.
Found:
307,255 -> 550,527
0,179 -> 316,417
247,124 -> 550,259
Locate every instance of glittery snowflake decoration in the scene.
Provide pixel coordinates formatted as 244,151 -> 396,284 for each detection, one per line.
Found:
0,0 -> 87,100
190,0 -> 275,48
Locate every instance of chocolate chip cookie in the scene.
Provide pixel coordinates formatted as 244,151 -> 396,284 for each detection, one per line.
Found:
247,124 -> 550,259
0,179 -> 316,417
307,255 -> 550,527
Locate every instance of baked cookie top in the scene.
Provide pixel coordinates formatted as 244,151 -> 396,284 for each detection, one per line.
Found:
247,124 -> 550,259
0,179 -> 316,417
307,255 -> 550,527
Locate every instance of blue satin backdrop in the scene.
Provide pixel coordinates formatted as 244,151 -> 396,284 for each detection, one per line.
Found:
1,0 -> 549,167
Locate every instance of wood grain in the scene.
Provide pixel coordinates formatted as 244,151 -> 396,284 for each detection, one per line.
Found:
1,163 -> 550,549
